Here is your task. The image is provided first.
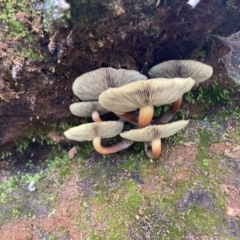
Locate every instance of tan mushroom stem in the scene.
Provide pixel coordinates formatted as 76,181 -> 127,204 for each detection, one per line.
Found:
116,112 -> 138,125
92,136 -> 133,154
145,138 -> 161,159
92,110 -> 102,122
138,105 -> 154,128
153,97 -> 183,125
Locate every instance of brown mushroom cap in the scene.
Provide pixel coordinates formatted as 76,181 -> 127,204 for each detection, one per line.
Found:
120,120 -> 189,141
99,78 -> 195,115
72,68 -> 147,100
64,121 -> 124,142
69,101 -> 109,117
148,60 -> 213,84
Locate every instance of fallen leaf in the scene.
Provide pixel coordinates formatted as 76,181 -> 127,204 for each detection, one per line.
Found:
225,146 -> 240,159
47,132 -> 64,144
184,141 -> 196,147
69,146 -> 77,159
226,206 -> 240,217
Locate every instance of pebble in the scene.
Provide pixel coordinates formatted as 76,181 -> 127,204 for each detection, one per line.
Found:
28,181 -> 37,192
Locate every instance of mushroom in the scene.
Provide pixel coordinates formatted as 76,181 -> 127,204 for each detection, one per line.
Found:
99,78 -> 194,128
64,121 -> 133,154
148,60 -> 213,124
148,60 -> 213,84
69,101 -> 109,122
120,120 -> 189,158
72,68 -> 147,101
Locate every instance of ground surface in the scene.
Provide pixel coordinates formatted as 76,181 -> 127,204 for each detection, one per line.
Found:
1,102 -> 240,239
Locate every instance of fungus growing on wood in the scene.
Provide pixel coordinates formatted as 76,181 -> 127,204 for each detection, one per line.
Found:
69,101 -> 109,122
148,60 -> 213,84
148,60 -> 213,124
72,68 -> 147,101
120,120 -> 189,158
99,78 -> 194,128
64,121 -> 133,154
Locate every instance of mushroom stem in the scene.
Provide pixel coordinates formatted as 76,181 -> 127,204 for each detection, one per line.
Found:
116,112 -> 138,125
153,97 -> 183,125
144,138 -> 161,159
138,105 -> 154,128
93,136 -> 133,154
91,110 -> 102,122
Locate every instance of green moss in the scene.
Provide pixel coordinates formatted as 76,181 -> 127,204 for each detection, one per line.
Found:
191,49 -> 206,60
218,106 -> 240,120
0,0 -> 34,38
154,205 -> 223,239
138,190 -> 226,239
76,142 -> 95,160
0,136 -> 232,238
0,0 -> 45,62
0,177 -> 19,193
95,189 -> 141,238
88,178 -> 144,238
115,128 -> 226,239
195,131 -> 212,174
184,206 -> 220,231
185,80 -> 230,108
24,48 -> 43,62
0,149 -> 75,225
9,120 -> 80,156
124,182 -> 142,212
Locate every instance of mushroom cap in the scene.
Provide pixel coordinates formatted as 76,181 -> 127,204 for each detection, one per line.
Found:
148,60 -> 213,84
69,101 -> 109,117
64,121 -> 124,141
99,78 -> 195,115
72,68 -> 147,100
120,120 -> 189,142
114,69 -> 147,87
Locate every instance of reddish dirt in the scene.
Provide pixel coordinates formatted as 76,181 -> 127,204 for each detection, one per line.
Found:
0,139 -> 240,238
210,143 -> 240,218
140,144 -> 198,197
0,175 -> 86,239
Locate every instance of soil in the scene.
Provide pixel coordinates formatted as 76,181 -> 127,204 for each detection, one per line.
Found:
0,111 -> 240,239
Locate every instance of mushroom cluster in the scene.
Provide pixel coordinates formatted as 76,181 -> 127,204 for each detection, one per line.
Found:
64,60 -> 213,158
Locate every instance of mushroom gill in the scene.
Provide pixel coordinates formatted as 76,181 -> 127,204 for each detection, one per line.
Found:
64,121 -> 133,154
148,60 -> 213,124
120,120 -> 189,158
72,68 -> 147,101
69,101 -> 109,122
99,78 -> 194,128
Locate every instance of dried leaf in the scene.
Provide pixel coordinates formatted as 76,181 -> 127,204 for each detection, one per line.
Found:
47,132 -> 64,144
68,146 -> 77,159
226,206 -> 240,217
225,146 -> 240,159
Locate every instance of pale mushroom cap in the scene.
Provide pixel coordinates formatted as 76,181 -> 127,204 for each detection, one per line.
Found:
114,69 -> 148,87
99,78 -> 195,115
120,120 -> 189,142
72,68 -> 147,100
69,101 -> 109,117
148,60 -> 213,84
64,121 -> 124,142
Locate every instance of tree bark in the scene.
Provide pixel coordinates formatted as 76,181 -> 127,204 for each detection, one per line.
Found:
0,0 -> 239,150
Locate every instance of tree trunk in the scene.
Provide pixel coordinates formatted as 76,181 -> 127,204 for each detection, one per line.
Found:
0,0 -> 239,151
